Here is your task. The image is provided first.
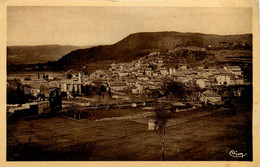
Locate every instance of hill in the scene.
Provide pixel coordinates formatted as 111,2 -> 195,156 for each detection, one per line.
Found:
7,31 -> 252,72
7,45 -> 90,65
51,31 -> 251,70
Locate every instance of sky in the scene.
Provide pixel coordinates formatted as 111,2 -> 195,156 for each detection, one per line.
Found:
7,6 -> 252,46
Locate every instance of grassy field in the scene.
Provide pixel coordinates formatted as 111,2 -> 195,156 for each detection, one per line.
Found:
7,103 -> 252,161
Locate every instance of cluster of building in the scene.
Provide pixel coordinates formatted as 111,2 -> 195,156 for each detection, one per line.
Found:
84,51 -> 245,92
176,65 -> 245,89
7,73 -> 62,117
8,51 -> 248,106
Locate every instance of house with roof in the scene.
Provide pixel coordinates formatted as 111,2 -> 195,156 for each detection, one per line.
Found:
184,74 -> 196,84
90,70 -> 107,79
131,86 -> 140,94
229,77 -> 236,85
138,69 -> 145,75
145,68 -> 153,76
215,74 -> 232,85
199,90 -> 222,105
149,79 -> 162,86
8,101 -> 51,117
231,70 -> 242,76
196,78 -> 211,89
176,75 -> 188,83
110,63 -> 117,69
23,83 -> 41,97
126,80 -> 137,88
179,64 -> 187,70
148,84 -> 161,90
135,83 -> 145,93
169,67 -> 176,75
224,66 -> 241,72
236,78 -> 244,85
152,70 -> 161,77
134,61 -> 142,69
138,82 -> 151,90
118,71 -> 130,77
60,80 -> 82,95
40,82 -> 60,99
157,59 -> 164,67
160,69 -> 169,76
92,79 -> 108,87
197,69 -> 214,78
141,82 -> 161,91
137,75 -> 149,81
109,82 -> 128,92
197,66 -> 204,70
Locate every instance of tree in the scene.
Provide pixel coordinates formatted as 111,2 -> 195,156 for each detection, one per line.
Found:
108,87 -> 112,98
128,91 -> 137,103
242,66 -> 252,83
148,64 -> 158,71
139,89 -> 149,102
16,83 -> 25,104
76,85 -> 80,96
84,71 -> 89,76
6,82 -> 31,104
100,85 -> 106,97
65,102 -> 84,119
156,102 -> 169,161
71,85 -> 76,99
161,80 -> 186,101
83,85 -> 96,97
7,87 -> 21,104
67,74 -> 73,79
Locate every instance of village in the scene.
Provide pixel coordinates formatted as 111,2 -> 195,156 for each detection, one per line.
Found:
7,50 -> 249,118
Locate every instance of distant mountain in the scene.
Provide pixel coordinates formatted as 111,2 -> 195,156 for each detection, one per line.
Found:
51,31 -> 252,70
7,45 -> 91,65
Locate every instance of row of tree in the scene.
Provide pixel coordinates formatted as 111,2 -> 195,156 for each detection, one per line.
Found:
7,83 -> 35,104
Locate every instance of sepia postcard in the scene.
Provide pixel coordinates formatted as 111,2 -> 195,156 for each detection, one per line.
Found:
0,0 -> 259,167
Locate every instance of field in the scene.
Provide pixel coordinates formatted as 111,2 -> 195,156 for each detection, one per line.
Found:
7,103 -> 252,161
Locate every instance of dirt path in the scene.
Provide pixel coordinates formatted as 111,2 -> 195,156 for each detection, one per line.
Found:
95,112 -> 155,121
